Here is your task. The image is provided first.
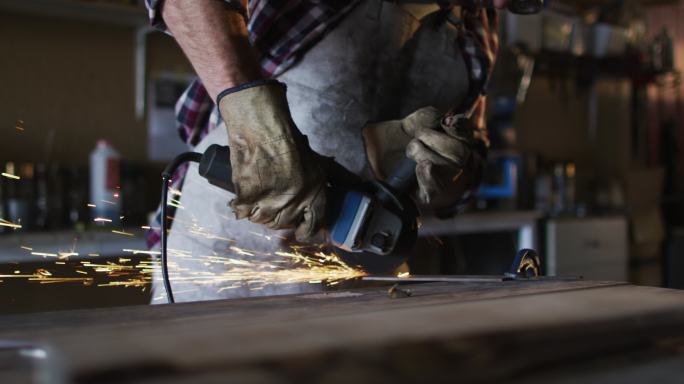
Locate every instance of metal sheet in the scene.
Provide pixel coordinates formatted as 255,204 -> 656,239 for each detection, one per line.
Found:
363,275 -> 505,283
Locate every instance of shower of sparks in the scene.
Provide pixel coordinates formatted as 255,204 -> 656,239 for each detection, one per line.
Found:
3,245 -> 365,293
1,216 -> 366,295
0,219 -> 22,229
1,172 -> 20,180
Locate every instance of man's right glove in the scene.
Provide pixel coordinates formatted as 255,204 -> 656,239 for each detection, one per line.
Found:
363,107 -> 482,209
217,80 -> 327,241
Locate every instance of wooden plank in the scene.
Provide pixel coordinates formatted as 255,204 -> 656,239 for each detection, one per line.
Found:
0,278 -> 615,332
1,280 -> 683,383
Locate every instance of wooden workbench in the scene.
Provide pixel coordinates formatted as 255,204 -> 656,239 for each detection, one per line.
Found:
1,279 -> 684,383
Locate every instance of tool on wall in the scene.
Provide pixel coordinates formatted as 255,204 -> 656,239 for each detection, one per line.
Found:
160,145 -> 420,303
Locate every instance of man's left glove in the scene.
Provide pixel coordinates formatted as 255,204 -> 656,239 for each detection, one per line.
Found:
218,80 -> 327,240
363,107 -> 481,209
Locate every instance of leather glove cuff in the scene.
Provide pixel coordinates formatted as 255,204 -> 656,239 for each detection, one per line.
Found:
216,79 -> 282,105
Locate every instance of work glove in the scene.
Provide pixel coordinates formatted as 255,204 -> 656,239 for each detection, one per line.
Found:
218,80 -> 326,240
363,107 -> 482,209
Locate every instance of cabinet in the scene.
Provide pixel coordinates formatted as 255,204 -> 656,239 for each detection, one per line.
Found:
546,217 -> 628,281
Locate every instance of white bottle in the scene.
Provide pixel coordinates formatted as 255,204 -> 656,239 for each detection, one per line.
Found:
89,140 -> 121,225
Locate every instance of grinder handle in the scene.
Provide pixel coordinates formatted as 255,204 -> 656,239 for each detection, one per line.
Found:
198,144 -> 235,193
386,157 -> 417,193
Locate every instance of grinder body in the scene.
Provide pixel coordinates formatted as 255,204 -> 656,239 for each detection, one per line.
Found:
198,144 -> 418,273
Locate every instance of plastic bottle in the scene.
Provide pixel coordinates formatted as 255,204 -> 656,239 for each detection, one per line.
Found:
89,140 -> 121,225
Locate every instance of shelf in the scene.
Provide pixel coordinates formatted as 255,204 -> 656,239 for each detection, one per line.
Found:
419,210 -> 543,236
0,0 -> 148,27
531,50 -> 673,86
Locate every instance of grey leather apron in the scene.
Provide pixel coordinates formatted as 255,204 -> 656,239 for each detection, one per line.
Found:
153,0 -> 470,303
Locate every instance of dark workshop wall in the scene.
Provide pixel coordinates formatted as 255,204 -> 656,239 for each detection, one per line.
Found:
514,76 -> 593,167
646,2 -> 684,185
514,75 -> 634,178
0,11 -> 193,166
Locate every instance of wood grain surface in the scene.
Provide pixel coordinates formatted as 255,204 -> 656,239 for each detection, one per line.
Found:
1,279 -> 684,383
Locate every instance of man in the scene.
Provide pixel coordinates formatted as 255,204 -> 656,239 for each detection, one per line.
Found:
145,0 -> 504,303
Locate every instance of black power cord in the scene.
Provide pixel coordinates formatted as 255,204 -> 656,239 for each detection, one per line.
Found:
160,152 -> 203,304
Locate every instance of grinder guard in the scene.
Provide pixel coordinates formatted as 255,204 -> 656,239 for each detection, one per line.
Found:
328,179 -> 419,274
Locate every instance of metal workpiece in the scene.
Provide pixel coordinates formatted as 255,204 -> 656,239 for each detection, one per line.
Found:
363,275 -> 579,284
365,275 -> 506,283
364,248 -> 547,284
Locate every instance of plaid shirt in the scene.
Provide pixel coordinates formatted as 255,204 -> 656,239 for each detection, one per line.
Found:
144,0 -> 499,248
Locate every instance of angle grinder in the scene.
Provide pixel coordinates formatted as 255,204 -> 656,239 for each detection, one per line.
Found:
197,144 -> 420,274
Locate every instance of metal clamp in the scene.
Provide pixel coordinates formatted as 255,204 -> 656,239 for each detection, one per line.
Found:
504,248 -> 541,280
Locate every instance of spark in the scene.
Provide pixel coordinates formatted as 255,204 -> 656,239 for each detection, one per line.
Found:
20,246 -> 33,251
93,217 -> 112,223
122,249 -> 160,256
30,252 -> 58,258
88,253 -> 100,257
141,225 -> 151,230
230,246 -> 255,257
101,200 -> 116,206
57,252 -> 78,259
397,272 -> 410,278
249,231 -> 272,241
0,274 -> 34,278
30,277 -> 93,285
1,173 -> 20,180
87,204 -> 96,208
111,230 -> 134,237
0,219 -> 22,229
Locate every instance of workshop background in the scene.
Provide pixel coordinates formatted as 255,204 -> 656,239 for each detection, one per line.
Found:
0,0 -> 682,314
